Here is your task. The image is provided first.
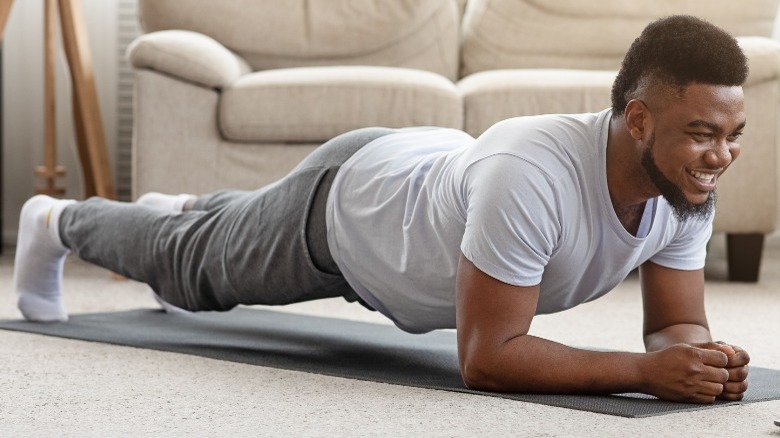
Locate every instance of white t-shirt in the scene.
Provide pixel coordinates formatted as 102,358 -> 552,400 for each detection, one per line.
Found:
326,109 -> 712,333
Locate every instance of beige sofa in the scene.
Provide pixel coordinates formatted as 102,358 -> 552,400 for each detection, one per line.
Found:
128,0 -> 780,281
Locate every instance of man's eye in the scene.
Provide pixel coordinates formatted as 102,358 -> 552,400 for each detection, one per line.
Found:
691,132 -> 714,140
727,133 -> 743,142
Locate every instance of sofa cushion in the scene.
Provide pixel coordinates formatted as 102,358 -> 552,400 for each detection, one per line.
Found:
461,0 -> 780,76
459,69 -> 616,136
138,0 -> 461,81
219,66 -> 463,143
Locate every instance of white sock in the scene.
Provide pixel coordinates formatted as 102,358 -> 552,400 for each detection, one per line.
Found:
14,195 -> 76,322
150,290 -> 191,315
136,192 -> 195,213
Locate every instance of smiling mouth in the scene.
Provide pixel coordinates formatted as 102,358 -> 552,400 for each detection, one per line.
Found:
688,169 -> 716,185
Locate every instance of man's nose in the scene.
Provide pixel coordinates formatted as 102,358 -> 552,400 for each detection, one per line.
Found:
704,139 -> 734,168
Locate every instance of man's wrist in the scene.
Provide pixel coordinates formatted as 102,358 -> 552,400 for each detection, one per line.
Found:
631,350 -> 656,395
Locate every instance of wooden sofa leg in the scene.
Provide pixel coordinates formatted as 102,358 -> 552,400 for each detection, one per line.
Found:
726,233 -> 764,282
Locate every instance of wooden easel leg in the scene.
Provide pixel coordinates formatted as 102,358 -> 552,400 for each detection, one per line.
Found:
2,0 -> 109,198
58,0 -> 115,199
35,0 -> 66,196
72,78 -> 96,197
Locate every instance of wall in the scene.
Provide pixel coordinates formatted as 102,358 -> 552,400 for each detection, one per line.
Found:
1,0 -> 118,246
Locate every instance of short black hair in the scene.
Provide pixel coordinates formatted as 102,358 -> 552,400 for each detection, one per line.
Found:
611,15 -> 748,115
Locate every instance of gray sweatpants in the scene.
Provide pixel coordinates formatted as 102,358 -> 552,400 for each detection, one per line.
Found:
59,127 -> 396,311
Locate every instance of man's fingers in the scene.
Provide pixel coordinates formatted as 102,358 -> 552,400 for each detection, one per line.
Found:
727,347 -> 750,368
727,364 -> 749,382
717,391 -> 745,401
712,341 -> 737,356
702,364 -> 730,385
726,351 -> 749,368
714,342 -> 751,367
722,379 -> 749,396
689,394 -> 718,404
698,347 -> 729,367
686,381 -> 725,403
697,341 -> 735,356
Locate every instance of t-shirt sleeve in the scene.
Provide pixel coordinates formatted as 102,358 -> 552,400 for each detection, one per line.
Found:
649,212 -> 713,270
460,154 -> 562,286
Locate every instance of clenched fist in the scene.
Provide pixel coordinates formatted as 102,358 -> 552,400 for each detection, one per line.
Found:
639,342 -> 749,403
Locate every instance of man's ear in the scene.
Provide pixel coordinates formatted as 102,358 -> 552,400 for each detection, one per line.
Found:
624,99 -> 650,141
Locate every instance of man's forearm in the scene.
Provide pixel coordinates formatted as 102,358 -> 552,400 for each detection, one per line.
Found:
461,333 -> 649,395
643,323 -> 712,352
461,331 -> 733,403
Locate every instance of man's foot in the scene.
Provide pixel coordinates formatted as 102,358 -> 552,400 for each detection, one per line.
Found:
14,195 -> 76,322
136,192 -> 195,213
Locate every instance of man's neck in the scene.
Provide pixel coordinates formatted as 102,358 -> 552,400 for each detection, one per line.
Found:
606,115 -> 658,211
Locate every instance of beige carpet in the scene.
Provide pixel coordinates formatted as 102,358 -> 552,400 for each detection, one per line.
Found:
1,234 -> 779,437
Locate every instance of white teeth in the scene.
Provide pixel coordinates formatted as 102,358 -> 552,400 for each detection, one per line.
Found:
689,170 -> 715,183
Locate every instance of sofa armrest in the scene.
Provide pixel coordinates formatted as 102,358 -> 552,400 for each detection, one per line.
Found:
737,36 -> 780,85
127,30 -> 252,89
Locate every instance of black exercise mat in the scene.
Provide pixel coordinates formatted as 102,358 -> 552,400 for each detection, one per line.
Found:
1,307 -> 778,418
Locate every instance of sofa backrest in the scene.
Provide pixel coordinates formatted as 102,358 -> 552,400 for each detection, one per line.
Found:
138,0 -> 461,81
461,0 -> 780,76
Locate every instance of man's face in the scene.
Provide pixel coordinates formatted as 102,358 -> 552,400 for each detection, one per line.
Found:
640,83 -> 746,221
641,135 -> 715,221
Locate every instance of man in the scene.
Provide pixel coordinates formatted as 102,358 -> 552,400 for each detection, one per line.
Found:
14,15 -> 749,403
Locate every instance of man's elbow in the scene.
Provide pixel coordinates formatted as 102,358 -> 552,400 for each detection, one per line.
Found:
459,354 -> 509,392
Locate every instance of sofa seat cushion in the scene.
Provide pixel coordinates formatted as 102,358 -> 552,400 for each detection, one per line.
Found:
459,69 -> 616,136
219,66 -> 463,143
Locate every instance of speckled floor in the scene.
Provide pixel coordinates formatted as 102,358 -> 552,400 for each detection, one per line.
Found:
1,234 -> 778,437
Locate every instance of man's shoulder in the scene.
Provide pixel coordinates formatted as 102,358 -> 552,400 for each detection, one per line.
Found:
464,110 -> 611,179
481,110 -> 609,140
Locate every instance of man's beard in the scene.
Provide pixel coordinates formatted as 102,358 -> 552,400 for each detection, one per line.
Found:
640,134 -> 715,222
